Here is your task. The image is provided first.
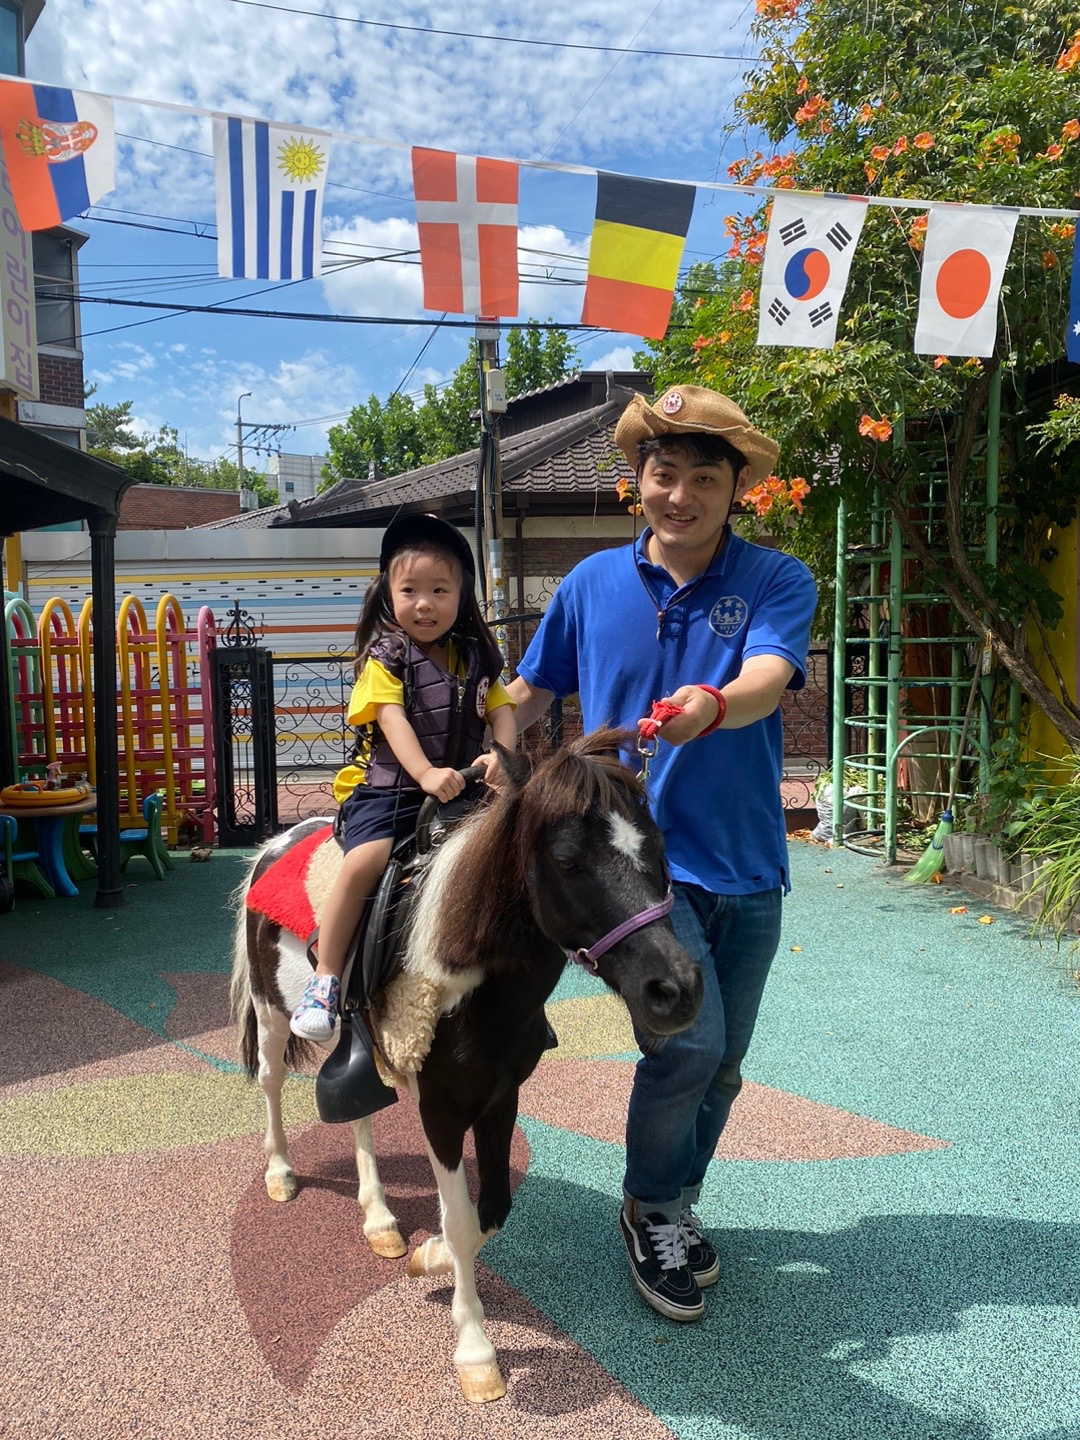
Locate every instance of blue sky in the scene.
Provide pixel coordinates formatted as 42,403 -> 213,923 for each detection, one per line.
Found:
26,0 -> 766,468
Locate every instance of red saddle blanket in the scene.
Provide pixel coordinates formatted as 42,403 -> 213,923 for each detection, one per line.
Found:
245,825 -> 334,940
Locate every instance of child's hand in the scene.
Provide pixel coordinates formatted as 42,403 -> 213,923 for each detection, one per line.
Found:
471,751 -> 504,788
419,766 -> 466,803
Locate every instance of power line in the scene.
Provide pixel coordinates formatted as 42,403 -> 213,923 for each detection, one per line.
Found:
116,130 -> 412,204
228,0 -> 766,63
70,292 -> 627,330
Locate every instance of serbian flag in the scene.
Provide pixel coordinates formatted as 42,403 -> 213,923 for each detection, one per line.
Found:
412,148 -> 519,316
914,207 -> 1018,357
0,81 -> 114,230
757,193 -> 868,348
1068,228 -> 1080,363
581,173 -> 696,339
214,117 -> 331,280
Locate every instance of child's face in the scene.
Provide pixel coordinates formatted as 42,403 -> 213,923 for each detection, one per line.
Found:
388,549 -> 463,647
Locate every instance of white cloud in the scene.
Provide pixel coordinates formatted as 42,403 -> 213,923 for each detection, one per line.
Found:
25,1 -> 757,462
583,344 -> 640,372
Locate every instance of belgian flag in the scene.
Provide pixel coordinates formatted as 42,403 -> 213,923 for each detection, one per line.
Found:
581,173 -> 697,339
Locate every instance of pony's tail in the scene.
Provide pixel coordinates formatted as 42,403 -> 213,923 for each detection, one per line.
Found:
229,883 -> 261,1079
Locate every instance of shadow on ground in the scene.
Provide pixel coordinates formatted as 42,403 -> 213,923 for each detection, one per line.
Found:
490,1172 -> 1079,1440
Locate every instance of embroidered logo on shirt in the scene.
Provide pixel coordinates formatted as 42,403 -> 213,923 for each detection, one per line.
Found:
708,596 -> 748,637
476,675 -> 490,717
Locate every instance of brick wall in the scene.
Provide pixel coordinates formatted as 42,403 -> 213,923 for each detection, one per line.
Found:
519,534 -> 625,581
37,352 -> 84,409
117,486 -> 242,531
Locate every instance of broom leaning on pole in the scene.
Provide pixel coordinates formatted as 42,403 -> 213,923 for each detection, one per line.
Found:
907,664 -> 983,883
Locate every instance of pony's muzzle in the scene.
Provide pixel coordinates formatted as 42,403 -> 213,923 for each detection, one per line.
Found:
641,965 -> 704,1034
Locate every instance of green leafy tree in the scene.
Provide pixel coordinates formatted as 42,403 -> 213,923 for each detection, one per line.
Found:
323,392 -> 427,486
89,415 -> 277,506
640,0 -> 1080,742
504,319 -> 578,395
86,398 -> 144,452
323,322 -> 578,487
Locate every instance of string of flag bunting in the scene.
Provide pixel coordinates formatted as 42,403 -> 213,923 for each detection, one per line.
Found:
0,74 -> 1077,362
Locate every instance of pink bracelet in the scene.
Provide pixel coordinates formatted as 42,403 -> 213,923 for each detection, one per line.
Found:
696,685 -> 726,737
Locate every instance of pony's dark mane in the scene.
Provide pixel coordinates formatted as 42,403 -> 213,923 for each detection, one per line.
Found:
436,727 -> 643,969
516,726 -> 644,857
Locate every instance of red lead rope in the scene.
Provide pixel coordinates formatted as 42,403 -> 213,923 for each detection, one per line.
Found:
637,700 -> 684,741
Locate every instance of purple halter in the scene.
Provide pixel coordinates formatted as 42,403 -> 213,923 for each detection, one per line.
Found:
565,888 -> 675,974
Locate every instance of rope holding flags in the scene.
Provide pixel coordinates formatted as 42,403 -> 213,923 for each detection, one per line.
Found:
0,73 -> 1075,356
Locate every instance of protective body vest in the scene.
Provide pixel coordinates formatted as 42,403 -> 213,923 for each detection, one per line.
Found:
361,633 -> 490,790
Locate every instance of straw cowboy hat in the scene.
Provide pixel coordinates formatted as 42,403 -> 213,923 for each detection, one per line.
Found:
614,385 -> 779,486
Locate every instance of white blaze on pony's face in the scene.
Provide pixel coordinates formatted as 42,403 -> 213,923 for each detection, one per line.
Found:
608,810 -> 647,871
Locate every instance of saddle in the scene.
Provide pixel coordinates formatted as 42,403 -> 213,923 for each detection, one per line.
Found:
313,775 -> 483,1124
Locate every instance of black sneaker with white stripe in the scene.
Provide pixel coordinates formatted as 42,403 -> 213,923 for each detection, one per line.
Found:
619,1208 -> 704,1321
678,1206 -> 719,1287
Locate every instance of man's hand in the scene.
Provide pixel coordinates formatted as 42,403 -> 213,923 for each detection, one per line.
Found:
419,766 -> 467,802
644,685 -> 721,746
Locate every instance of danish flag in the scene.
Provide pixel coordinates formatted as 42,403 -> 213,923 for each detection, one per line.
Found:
411,148 -> 519,317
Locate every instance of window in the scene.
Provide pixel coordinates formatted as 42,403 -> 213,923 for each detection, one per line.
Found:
33,231 -> 78,348
284,481 -> 295,493
29,426 -> 80,447
0,1 -> 23,76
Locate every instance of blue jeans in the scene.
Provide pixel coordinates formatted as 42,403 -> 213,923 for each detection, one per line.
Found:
624,882 -> 783,1217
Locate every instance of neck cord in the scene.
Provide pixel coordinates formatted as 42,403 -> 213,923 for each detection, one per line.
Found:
636,527 -> 729,641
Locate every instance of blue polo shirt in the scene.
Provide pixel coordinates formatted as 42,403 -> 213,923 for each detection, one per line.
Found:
516,528 -> 817,895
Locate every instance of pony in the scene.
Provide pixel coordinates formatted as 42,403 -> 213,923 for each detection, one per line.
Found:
231,728 -> 703,1403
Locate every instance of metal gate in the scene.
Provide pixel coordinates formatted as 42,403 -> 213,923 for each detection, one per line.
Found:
209,603 -> 279,845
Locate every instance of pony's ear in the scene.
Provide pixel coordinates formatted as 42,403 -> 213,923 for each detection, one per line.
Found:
494,742 -> 532,793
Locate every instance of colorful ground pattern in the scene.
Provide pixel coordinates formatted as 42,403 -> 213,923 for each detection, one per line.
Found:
0,842 -> 1077,1440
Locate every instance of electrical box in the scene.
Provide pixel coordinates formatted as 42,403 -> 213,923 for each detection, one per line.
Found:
484,368 -> 508,414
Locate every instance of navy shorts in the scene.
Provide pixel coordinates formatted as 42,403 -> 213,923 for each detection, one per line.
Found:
337,784 -> 425,853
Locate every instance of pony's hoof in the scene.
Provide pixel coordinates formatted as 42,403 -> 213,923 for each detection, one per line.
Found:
458,1363 -> 506,1404
406,1236 -> 452,1277
366,1226 -> 407,1259
265,1171 -> 298,1203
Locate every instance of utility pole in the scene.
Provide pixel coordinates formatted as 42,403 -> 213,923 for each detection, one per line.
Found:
236,391 -> 251,494
475,318 -> 508,659
235,391 -> 294,506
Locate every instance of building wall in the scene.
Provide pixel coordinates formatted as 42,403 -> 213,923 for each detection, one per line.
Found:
118,486 -> 242,531
36,350 -> 84,411
268,452 -> 326,502
1028,520 -> 1078,769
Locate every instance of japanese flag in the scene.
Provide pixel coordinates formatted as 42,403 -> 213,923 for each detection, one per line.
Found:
914,207 -> 1018,357
756,193 -> 868,348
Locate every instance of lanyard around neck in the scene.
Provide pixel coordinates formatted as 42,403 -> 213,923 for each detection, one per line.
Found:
636,529 -> 728,641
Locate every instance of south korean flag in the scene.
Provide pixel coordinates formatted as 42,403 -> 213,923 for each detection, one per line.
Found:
756,193 -> 869,349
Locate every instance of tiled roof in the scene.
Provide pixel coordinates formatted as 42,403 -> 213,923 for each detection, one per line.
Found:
195,501 -> 294,530
274,397 -> 637,527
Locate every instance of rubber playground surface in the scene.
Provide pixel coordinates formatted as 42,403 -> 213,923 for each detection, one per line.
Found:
0,839 -> 1077,1440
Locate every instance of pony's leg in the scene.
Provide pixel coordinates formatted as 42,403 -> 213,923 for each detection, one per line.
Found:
349,1115 -> 406,1258
254,1000 -> 298,1202
408,1088 -> 517,1277
421,1145 -> 505,1405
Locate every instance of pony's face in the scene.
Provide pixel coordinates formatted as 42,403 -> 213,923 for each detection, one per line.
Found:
526,792 -> 702,1041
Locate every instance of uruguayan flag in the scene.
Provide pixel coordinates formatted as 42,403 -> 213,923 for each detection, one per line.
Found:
213,117 -> 329,280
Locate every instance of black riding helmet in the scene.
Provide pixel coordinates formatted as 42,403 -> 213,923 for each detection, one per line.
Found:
379,511 -> 475,579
